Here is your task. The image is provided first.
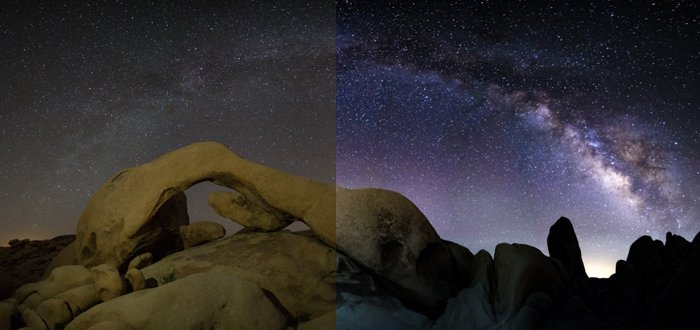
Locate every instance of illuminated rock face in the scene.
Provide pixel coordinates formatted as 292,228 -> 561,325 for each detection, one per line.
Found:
75,142 -> 334,270
75,141 -> 462,308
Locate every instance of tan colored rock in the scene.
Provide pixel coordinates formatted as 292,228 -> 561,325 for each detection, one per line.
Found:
22,292 -> 43,310
13,265 -> 91,304
43,241 -> 78,279
75,142 -> 331,270
36,297 -> 72,328
19,307 -> 47,330
298,311 -> 335,330
0,300 -> 17,330
124,269 -> 145,291
56,284 -> 98,318
140,231 -> 335,320
90,264 -> 124,302
76,141 -> 456,308
86,320 -> 135,330
126,253 -> 153,270
179,221 -> 226,249
66,273 -> 287,330
208,191 -> 291,231
12,283 -> 38,304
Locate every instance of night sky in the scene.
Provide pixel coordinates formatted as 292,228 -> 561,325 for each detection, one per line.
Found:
0,1 -> 335,245
1,1 -> 698,279
337,1 -> 699,276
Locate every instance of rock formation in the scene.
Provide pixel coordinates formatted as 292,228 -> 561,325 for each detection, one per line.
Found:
75,141 -> 463,309
3,141 -> 699,329
0,235 -> 75,300
547,217 -> 587,278
179,221 -> 226,249
65,273 -> 288,330
139,230 -> 336,320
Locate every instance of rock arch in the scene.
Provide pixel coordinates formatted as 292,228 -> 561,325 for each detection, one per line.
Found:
75,141 -> 458,308
76,142 -> 336,270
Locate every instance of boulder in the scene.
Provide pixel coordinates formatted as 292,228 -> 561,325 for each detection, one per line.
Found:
664,232 -> 691,267
127,253 -> 153,270
125,269 -> 146,292
336,292 -> 430,330
0,272 -> 20,302
13,265 -> 91,303
335,188 -> 452,308
0,300 -> 17,330
179,222 -> 226,249
139,230 -> 335,320
493,244 -> 565,319
431,284 -> 497,329
208,191 -> 291,231
43,241 -> 78,279
56,284 -> 99,318
90,264 -> 125,302
547,217 -> 587,278
430,250 -> 497,329
75,142 -> 456,309
647,232 -> 700,328
65,273 -> 288,330
443,240 -> 474,289
77,189 -> 188,270
298,311 -> 335,330
86,320 -> 135,330
626,236 -> 673,299
19,307 -> 47,330
0,235 -> 76,300
75,142 -> 333,270
36,297 -> 72,328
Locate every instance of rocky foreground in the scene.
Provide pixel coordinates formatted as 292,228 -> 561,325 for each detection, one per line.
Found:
1,142 -> 698,329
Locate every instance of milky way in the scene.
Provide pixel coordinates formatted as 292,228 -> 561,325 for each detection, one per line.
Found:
337,1 -> 700,276
0,1 -> 335,245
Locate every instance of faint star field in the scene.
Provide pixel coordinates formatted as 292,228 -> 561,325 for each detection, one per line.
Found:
336,0 -> 699,276
0,1 -> 335,244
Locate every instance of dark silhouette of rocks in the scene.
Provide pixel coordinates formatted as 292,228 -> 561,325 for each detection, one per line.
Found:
1,143 -> 698,329
547,217 -> 587,278
0,235 -> 75,300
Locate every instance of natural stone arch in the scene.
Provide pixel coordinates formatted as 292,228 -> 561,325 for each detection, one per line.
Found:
75,141 -> 462,309
76,142 -> 336,270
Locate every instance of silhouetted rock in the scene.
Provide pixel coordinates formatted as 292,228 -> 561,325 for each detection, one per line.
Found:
0,235 -> 75,300
547,217 -> 587,278
665,231 -> 691,268
6,143 -> 700,329
626,236 -> 674,301
645,232 -> 700,329
494,243 -> 566,320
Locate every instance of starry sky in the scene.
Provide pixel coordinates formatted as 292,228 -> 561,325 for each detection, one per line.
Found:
337,1 -> 699,276
0,1 -> 335,245
1,1 -> 698,279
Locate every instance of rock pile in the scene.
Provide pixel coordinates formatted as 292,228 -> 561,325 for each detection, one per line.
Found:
1,142 -> 698,329
0,235 -> 75,300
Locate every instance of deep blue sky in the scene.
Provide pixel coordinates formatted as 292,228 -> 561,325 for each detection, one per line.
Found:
1,1 -> 698,278
336,0 -> 699,276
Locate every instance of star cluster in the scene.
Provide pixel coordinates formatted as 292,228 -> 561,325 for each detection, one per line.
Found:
0,1 -> 335,244
337,1 -> 699,276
